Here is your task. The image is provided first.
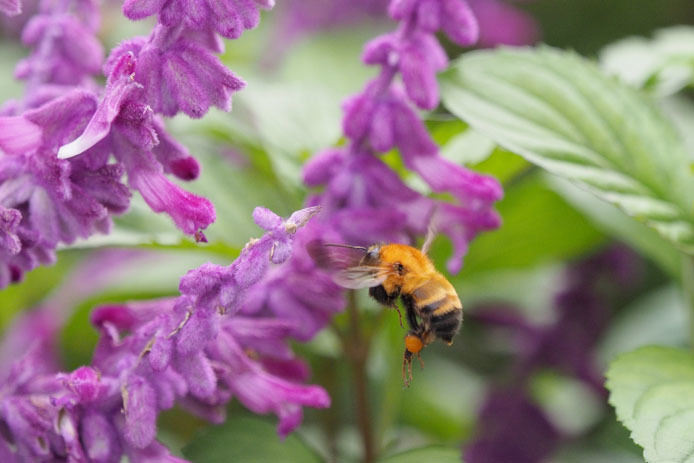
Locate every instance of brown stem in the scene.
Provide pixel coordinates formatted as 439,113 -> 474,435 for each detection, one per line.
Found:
316,357 -> 339,463
345,290 -> 376,463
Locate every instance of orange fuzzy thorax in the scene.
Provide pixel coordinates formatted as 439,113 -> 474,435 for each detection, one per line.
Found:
379,244 -> 434,293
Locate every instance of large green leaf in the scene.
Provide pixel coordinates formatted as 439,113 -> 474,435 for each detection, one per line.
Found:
606,346 -> 694,463
182,415 -> 322,463
440,47 -> 694,254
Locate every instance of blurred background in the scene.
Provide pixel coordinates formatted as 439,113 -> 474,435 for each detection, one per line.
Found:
2,1 -> 694,462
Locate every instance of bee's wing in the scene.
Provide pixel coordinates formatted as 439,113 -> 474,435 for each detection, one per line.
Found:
333,266 -> 389,289
307,240 -> 367,271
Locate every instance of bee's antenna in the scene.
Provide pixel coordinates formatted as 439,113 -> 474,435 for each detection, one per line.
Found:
324,243 -> 368,251
421,222 -> 437,255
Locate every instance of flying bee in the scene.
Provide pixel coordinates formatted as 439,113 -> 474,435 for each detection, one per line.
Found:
307,234 -> 462,387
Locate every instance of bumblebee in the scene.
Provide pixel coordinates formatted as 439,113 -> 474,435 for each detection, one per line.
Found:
308,237 -> 462,386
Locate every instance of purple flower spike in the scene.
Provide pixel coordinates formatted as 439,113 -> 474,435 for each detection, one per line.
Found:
3,0 -> 268,285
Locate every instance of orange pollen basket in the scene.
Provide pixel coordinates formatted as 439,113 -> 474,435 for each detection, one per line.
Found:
404,334 -> 423,354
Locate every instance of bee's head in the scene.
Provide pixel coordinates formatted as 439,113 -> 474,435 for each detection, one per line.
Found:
362,244 -> 382,266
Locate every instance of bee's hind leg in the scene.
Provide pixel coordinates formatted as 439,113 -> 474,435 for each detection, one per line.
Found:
417,351 -> 425,370
402,350 -> 413,387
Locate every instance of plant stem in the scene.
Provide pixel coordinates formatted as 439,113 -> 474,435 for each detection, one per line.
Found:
682,254 -> 694,349
345,290 -> 376,463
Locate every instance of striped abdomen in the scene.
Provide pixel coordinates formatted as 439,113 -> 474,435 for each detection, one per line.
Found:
414,280 -> 462,345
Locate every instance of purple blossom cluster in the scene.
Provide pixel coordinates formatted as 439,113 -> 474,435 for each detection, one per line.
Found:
0,0 -> 271,287
304,0 -> 503,272
465,246 -> 639,463
0,206 -> 329,463
237,0 -> 504,351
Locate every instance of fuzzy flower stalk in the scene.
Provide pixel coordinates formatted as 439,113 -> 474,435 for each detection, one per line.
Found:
0,0 -> 273,287
0,206 -> 328,463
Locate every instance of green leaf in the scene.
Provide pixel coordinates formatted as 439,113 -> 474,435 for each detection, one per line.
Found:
440,47 -> 694,254
378,446 -> 462,463
600,27 -> 694,95
548,175 -> 681,277
606,346 -> 694,463
182,416 -> 322,463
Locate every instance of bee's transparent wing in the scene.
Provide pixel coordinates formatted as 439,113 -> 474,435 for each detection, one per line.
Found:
332,266 -> 389,289
307,240 -> 367,271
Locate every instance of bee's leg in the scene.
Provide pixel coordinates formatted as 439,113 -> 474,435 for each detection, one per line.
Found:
408,355 -> 414,383
417,351 -> 425,370
402,349 -> 413,387
394,306 -> 404,329
405,304 -> 420,331
402,332 -> 424,387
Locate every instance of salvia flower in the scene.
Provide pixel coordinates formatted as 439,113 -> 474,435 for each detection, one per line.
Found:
0,206 -> 327,462
1,0 -> 271,287
306,0 -> 503,272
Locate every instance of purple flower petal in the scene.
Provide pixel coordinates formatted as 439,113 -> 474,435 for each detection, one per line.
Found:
270,239 -> 292,264
129,160 -> 216,236
177,309 -> 217,354
468,0 -> 539,47
152,118 -> 200,180
175,351 -> 216,399
216,335 -> 330,436
126,440 -> 189,463
24,89 -> 98,149
416,0 -> 441,32
441,0 -> 479,46
302,148 -> 346,187
65,366 -> 103,402
149,335 -> 173,371
388,0 -> 417,20
342,87 -> 376,140
137,30 -> 246,118
81,410 -> 122,463
253,206 -> 283,230
233,239 -> 272,288
0,116 -> 41,155
58,52 -> 140,159
123,375 -> 157,449
286,206 -> 321,229
0,207 -> 22,255
123,0 -> 167,20
0,0 -> 21,16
